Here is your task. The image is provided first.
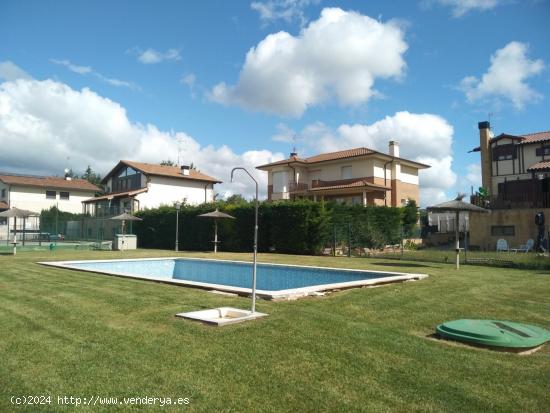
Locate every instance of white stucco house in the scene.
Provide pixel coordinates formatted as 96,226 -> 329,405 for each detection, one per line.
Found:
0,172 -> 100,239
82,160 -> 221,216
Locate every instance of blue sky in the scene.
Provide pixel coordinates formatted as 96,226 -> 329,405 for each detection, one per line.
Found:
1,0 -> 549,203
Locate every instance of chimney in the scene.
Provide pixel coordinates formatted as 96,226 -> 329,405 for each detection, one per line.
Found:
389,140 -> 399,158
180,165 -> 190,176
478,121 -> 492,194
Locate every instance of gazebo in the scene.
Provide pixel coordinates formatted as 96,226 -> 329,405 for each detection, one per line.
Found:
427,194 -> 489,269
0,207 -> 40,255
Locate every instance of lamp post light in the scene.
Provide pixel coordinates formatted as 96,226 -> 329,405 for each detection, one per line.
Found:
230,167 -> 258,314
175,201 -> 181,252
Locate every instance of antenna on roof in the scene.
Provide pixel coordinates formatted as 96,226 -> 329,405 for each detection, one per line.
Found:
290,134 -> 298,157
64,157 -> 73,180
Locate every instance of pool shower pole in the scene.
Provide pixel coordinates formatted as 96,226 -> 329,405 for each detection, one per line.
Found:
175,202 -> 181,252
230,167 -> 258,314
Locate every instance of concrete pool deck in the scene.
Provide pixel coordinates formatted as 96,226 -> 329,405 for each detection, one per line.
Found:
39,257 -> 429,300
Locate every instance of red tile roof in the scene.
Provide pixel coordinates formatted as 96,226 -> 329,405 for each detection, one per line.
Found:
309,179 -> 390,192
82,188 -> 148,203
520,131 -> 550,144
305,147 -> 376,163
257,147 -> 429,169
527,161 -> 550,172
102,160 -> 221,184
0,174 -> 100,191
470,131 -> 550,152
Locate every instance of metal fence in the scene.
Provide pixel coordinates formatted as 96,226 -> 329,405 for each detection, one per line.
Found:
0,208 -> 135,245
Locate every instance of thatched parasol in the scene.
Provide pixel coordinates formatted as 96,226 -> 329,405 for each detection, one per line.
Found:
198,209 -> 235,253
0,207 -> 39,255
427,194 -> 489,269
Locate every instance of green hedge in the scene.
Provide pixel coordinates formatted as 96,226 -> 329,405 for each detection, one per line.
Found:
134,200 -> 413,255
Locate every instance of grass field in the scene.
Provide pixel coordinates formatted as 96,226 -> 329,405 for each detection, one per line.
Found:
1,249 -> 549,412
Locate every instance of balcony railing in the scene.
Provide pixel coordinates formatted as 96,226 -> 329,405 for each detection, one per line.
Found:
471,192 -> 550,209
288,182 -> 309,192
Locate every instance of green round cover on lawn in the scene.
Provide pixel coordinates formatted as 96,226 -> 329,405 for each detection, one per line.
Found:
436,319 -> 550,349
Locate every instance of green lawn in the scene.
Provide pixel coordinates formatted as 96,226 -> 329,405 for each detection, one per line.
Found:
1,249 -> 549,412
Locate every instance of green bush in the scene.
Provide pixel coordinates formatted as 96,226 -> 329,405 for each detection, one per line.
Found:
134,199 -> 405,254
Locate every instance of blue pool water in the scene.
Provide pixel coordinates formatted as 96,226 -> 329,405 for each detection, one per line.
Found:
66,258 -> 397,291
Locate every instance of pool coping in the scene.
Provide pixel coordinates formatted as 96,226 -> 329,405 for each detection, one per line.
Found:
38,256 -> 429,300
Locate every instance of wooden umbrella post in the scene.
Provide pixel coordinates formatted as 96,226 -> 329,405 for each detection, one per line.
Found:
12,216 -> 17,256
214,219 -> 218,253
455,210 -> 460,270
121,219 -> 126,251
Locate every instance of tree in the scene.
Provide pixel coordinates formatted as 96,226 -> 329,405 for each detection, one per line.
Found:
160,160 -> 176,166
402,199 -> 419,237
225,194 -> 248,204
81,165 -> 102,186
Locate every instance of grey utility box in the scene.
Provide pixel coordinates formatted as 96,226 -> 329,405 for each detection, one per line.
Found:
114,234 -> 137,250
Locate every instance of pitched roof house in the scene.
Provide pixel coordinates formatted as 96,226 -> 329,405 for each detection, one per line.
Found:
257,141 -> 429,207
83,160 -> 221,216
0,173 -> 100,214
0,172 -> 100,240
468,121 -> 550,250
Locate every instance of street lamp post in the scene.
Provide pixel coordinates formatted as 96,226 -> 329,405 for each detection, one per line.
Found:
175,201 -> 181,252
230,167 -> 258,314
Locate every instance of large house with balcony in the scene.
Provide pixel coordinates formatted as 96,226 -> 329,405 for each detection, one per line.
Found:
256,141 -> 430,207
83,160 -> 221,216
469,121 -> 550,250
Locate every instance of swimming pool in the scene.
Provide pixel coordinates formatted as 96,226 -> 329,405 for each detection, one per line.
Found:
40,257 -> 428,300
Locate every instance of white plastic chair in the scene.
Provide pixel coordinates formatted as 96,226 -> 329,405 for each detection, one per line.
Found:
496,239 -> 509,252
511,238 -> 534,253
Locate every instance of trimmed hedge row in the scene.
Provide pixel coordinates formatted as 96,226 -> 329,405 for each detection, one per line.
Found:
134,200 -> 414,255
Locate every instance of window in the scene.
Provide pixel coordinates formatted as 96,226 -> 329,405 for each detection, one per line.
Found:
351,196 -> 362,205
341,166 -> 352,180
491,225 -> 515,236
117,166 -> 138,178
272,171 -> 289,193
0,217 -> 6,225
309,170 -> 321,184
1,189 -> 5,198
492,144 -> 516,161
535,146 -> 550,157
60,191 -> 70,200
46,190 -> 56,199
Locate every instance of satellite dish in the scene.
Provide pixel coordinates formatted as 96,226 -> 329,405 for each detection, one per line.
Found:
64,168 -> 70,175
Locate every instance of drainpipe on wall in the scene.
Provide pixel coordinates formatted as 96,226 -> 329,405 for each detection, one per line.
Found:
287,162 -> 297,200
204,183 -> 210,203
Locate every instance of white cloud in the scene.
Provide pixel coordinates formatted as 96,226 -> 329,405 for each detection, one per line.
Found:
425,0 -> 504,17
51,59 -> 92,74
250,0 -> 319,26
180,73 -> 196,88
279,111 -> 457,206
271,123 -> 296,143
210,7 -> 408,117
0,78 -> 283,199
463,163 -> 481,191
134,48 -> 181,64
51,58 -> 138,90
460,41 -> 544,110
0,61 -> 32,81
